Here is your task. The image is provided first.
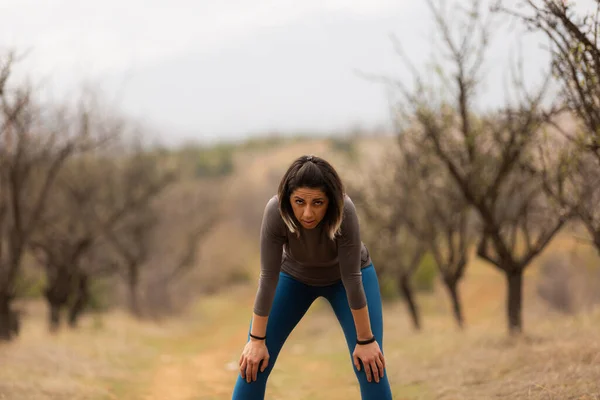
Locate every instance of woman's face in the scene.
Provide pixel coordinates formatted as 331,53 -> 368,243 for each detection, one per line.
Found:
290,187 -> 329,229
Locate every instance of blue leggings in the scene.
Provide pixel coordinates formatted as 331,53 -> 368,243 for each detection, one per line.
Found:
231,264 -> 393,399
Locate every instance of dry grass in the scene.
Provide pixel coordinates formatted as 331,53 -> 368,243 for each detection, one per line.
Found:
2,250 -> 599,400
0,301 -> 156,400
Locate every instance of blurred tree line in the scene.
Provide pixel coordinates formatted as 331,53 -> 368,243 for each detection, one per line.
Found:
348,0 -> 600,335
0,54 -> 227,340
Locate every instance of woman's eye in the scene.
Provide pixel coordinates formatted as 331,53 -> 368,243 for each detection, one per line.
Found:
314,201 -> 323,206
295,199 -> 304,204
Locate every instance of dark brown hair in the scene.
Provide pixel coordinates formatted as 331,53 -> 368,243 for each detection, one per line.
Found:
277,154 -> 345,240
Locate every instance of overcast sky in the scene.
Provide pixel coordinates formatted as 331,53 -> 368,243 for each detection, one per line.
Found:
1,0 -> 595,145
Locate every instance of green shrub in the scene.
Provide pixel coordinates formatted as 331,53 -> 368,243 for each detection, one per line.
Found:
195,145 -> 235,178
86,278 -> 115,312
378,274 -> 399,301
329,137 -> 357,160
15,271 -> 46,299
412,252 -> 438,292
227,267 -> 253,285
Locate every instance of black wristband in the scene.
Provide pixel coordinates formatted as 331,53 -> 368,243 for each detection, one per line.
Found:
356,335 -> 376,345
249,333 -> 266,341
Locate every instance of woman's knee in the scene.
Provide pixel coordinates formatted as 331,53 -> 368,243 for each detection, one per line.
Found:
354,372 -> 393,400
231,370 -> 270,399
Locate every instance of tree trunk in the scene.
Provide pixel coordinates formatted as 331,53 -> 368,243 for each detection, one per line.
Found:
48,302 -> 61,333
44,266 -> 72,332
506,268 -> 524,335
45,288 -> 67,333
444,278 -> 464,328
129,285 -> 140,317
399,275 -> 421,330
68,274 -> 89,328
128,264 -> 141,317
0,291 -> 13,340
593,230 -> 600,258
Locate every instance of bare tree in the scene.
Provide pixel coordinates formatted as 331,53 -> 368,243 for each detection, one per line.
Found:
349,152 -> 426,330
95,141 -> 177,318
0,52 -> 83,340
384,0 -> 570,334
30,154 -> 106,332
397,133 -> 476,328
497,1 -> 600,257
31,129 -> 174,330
124,180 -> 221,319
105,205 -> 157,317
106,193 -> 219,318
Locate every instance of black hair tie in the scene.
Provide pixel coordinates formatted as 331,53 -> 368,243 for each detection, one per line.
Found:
356,335 -> 376,345
250,333 -> 266,341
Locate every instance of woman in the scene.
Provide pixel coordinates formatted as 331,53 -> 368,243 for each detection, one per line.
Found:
231,155 -> 393,400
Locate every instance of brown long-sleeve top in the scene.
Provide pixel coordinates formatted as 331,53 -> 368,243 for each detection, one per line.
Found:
253,194 -> 372,316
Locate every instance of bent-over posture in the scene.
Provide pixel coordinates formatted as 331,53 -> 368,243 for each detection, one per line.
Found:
231,155 -> 393,400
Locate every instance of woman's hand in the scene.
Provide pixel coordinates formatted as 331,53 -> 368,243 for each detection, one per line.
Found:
239,339 -> 270,383
353,340 -> 386,383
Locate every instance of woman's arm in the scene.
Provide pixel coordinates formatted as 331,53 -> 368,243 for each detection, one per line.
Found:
351,306 -> 374,341
337,196 -> 385,383
239,197 -> 286,382
337,196 -> 370,331
249,314 -> 269,338
252,196 -> 286,318
240,313 -> 270,382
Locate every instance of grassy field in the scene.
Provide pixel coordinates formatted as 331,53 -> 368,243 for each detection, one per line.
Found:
1,137 -> 599,399
1,250 -> 599,400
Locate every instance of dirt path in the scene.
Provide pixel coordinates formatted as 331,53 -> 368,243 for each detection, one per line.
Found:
143,325 -> 247,400
140,299 -> 248,400
144,357 -> 198,400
